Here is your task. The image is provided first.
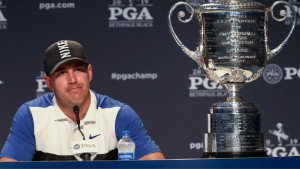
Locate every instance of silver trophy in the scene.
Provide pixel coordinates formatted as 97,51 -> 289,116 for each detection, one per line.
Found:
168,0 -> 296,158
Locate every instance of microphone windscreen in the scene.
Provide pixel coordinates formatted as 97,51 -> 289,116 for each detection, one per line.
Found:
73,105 -> 80,123
73,105 -> 79,114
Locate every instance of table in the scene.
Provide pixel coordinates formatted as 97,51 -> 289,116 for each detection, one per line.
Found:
0,156 -> 299,169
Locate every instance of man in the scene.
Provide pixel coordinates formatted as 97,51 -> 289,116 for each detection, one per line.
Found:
0,40 -> 165,161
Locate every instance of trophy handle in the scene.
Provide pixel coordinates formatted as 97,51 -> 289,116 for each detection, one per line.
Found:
168,2 -> 202,65
267,1 -> 297,61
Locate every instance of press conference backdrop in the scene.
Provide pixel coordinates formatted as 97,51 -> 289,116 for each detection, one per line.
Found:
0,0 -> 299,159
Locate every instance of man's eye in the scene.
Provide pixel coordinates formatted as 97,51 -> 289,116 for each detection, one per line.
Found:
76,68 -> 83,72
59,71 -> 66,75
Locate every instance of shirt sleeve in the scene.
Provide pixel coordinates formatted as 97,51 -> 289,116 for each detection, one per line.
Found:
0,104 -> 36,161
115,105 -> 161,160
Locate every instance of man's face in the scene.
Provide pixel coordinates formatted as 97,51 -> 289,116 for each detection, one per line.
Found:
44,60 -> 93,108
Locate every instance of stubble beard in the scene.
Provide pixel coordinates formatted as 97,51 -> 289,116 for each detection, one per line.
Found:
56,85 -> 90,109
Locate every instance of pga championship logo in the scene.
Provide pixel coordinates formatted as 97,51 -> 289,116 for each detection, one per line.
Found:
108,0 -> 154,28
189,68 -> 226,97
73,143 -> 96,150
263,64 -> 283,84
266,122 -> 300,157
36,71 -> 51,98
190,142 -> 204,151
0,1 -> 7,29
285,0 -> 300,25
263,64 -> 300,84
73,144 -> 80,150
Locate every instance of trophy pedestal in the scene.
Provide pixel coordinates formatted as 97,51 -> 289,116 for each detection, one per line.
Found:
202,152 -> 268,158
203,83 -> 267,158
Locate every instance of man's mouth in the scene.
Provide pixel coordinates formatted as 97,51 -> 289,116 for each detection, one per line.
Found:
66,85 -> 82,92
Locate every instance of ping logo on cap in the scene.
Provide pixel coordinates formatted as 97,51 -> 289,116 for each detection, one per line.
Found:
57,40 -> 71,59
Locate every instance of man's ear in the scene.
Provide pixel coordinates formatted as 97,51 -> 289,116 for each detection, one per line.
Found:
88,64 -> 93,83
44,75 -> 54,91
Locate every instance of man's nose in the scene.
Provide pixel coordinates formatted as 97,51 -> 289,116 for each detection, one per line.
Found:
68,72 -> 77,84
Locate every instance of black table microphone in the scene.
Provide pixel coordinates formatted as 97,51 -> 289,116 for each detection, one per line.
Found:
73,105 -> 91,161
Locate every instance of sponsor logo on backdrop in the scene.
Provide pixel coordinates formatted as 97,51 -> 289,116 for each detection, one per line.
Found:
266,122 -> 300,157
285,0 -> 300,25
111,72 -> 157,81
263,64 -> 300,84
39,2 -> 75,10
263,64 -> 283,84
284,67 -> 300,80
0,1 -> 7,29
36,71 -> 51,97
190,142 -> 204,151
108,0 -> 154,28
189,68 -> 226,98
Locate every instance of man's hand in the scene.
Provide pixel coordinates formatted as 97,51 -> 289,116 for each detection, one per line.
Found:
0,157 -> 17,161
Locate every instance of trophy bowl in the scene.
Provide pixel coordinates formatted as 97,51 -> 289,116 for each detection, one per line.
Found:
168,0 -> 296,158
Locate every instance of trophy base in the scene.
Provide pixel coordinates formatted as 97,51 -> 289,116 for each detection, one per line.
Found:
202,151 -> 268,158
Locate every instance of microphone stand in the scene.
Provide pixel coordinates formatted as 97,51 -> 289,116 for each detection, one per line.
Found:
80,153 -> 91,160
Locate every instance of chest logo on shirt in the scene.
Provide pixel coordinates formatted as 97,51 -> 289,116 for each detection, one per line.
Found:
89,134 -> 101,139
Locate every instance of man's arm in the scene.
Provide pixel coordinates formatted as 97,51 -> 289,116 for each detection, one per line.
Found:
0,105 -> 36,161
115,105 -> 165,160
139,152 -> 165,160
0,157 -> 17,161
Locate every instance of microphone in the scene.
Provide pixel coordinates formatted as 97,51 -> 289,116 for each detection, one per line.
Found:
73,105 -> 85,140
73,105 -> 93,161
73,105 -> 80,125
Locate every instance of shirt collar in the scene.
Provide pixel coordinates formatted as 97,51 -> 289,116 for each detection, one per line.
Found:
81,90 -> 97,123
53,90 -> 97,123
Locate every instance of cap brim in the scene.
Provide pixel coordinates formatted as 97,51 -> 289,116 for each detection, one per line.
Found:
49,57 -> 89,75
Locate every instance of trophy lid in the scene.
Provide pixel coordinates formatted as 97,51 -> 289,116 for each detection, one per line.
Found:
198,0 -> 266,12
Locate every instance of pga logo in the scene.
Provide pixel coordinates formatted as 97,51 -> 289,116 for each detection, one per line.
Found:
266,146 -> 300,157
189,77 -> 223,90
36,71 -> 47,92
284,0 -> 300,25
73,144 -> 80,150
284,67 -> 300,80
80,143 -> 96,148
190,142 -> 203,150
262,64 -> 300,84
285,2 -> 300,18
109,7 -> 153,20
